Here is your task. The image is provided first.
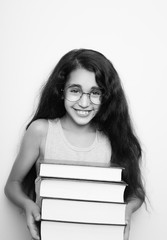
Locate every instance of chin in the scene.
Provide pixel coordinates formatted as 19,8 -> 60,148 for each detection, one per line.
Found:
71,113 -> 95,126
73,117 -> 93,126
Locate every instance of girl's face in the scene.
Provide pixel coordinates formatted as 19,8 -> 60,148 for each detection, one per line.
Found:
63,68 -> 101,127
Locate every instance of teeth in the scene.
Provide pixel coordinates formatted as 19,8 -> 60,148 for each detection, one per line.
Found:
76,110 -> 89,116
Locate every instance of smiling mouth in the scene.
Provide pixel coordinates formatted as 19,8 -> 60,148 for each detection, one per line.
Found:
74,109 -> 91,116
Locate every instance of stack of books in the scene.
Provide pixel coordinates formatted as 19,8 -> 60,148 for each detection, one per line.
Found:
38,162 -> 127,240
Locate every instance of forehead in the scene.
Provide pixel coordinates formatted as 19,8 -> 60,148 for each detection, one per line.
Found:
66,68 -> 98,89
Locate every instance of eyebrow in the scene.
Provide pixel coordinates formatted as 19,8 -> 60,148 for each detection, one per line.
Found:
67,84 -> 101,90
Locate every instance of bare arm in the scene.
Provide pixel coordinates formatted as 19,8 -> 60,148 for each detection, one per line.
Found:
4,120 -> 47,240
124,197 -> 144,240
126,196 -> 143,220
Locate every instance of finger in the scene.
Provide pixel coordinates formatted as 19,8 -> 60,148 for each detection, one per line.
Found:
124,224 -> 130,240
27,214 -> 40,240
32,207 -> 41,221
33,212 -> 41,221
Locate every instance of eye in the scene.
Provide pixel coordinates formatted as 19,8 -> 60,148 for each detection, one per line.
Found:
91,89 -> 102,96
68,87 -> 81,94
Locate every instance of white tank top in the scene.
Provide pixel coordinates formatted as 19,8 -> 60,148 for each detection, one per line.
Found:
35,119 -> 112,205
44,119 -> 111,166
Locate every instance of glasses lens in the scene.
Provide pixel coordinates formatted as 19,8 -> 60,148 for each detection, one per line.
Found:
65,86 -> 82,102
90,89 -> 102,104
65,86 -> 102,104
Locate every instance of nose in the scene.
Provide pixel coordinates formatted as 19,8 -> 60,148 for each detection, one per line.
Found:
78,93 -> 90,108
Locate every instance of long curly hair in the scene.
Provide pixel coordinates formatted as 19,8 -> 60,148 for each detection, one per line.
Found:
24,49 -> 145,203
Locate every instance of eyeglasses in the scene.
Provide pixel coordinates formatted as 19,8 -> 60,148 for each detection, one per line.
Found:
64,85 -> 102,105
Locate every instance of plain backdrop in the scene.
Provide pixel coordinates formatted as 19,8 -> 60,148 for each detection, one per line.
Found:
0,0 -> 167,239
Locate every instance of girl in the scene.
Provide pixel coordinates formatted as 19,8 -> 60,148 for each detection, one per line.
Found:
5,49 -> 145,240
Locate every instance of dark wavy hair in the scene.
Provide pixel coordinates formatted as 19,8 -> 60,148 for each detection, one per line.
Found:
23,49 -> 145,203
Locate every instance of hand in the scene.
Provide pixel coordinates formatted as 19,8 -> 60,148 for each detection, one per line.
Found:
124,203 -> 132,240
124,220 -> 131,240
124,197 -> 143,240
24,200 -> 41,240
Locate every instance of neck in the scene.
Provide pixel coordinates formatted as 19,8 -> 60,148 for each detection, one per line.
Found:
60,116 -> 95,134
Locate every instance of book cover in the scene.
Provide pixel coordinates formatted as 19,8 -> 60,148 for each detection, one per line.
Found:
39,162 -> 123,182
41,198 -> 126,225
41,221 -> 125,240
39,178 -> 127,203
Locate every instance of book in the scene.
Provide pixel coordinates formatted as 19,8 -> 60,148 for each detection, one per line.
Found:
41,198 -> 126,225
40,221 -> 125,240
39,162 -> 123,182
39,178 -> 126,203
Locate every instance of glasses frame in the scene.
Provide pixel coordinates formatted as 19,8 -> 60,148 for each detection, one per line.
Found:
63,85 -> 103,105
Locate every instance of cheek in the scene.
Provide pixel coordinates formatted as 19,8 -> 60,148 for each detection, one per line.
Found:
93,105 -> 100,115
64,99 -> 70,112
64,99 -> 76,114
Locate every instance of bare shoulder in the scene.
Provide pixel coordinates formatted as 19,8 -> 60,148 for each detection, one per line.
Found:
6,120 -> 49,182
21,119 -> 49,150
16,119 -> 49,159
26,119 -> 48,138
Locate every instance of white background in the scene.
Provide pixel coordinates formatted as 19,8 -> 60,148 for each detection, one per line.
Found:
0,0 -> 167,239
